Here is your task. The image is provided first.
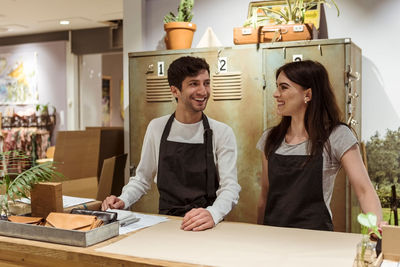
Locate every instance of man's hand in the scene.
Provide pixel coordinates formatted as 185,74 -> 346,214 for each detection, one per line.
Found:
101,195 -> 125,211
181,208 -> 215,231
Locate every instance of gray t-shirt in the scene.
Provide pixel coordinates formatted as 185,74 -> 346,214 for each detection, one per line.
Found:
256,125 -> 358,217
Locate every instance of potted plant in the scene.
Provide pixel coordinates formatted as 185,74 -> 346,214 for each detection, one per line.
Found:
163,0 -> 196,50
0,150 -> 63,216
234,0 -> 339,44
244,0 -> 339,27
36,103 -> 56,129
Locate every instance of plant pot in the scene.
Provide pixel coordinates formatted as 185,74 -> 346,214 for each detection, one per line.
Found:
164,22 -> 196,50
355,235 -> 377,267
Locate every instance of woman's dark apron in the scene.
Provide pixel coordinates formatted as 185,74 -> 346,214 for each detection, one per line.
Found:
157,113 -> 218,216
263,150 -> 333,231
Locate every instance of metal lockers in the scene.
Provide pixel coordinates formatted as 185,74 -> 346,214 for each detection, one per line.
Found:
128,38 -> 361,232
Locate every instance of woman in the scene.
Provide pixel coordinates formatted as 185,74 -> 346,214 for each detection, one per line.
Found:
256,60 -> 383,231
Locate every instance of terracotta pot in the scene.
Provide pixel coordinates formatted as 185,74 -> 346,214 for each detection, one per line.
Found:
164,22 -> 196,50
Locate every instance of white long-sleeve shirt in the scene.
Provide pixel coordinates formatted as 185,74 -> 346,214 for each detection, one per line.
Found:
119,114 -> 241,225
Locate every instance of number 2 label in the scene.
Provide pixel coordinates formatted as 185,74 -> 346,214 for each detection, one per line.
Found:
218,57 -> 227,73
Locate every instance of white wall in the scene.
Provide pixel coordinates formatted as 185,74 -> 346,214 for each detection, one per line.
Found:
123,0 -> 145,181
144,0 -> 249,50
0,40 -> 68,141
79,54 -> 102,128
324,0 -> 400,140
138,0 -> 400,141
102,53 -> 124,127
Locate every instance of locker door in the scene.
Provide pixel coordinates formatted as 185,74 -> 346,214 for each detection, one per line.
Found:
206,46 -> 264,223
128,47 -> 264,223
129,50 -> 220,214
263,43 -> 347,129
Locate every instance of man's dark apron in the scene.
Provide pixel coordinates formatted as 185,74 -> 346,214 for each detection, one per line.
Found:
263,151 -> 333,231
157,113 -> 218,216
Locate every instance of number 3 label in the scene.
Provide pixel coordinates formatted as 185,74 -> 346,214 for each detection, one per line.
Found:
218,57 -> 227,73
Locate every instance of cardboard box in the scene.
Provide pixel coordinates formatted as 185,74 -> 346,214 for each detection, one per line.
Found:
53,128 -> 125,198
30,182 -> 63,217
59,154 -> 127,201
85,127 -> 124,182
374,225 -> 400,266
54,130 -> 100,179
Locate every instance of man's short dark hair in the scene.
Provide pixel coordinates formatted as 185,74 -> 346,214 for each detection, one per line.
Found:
167,56 -> 210,90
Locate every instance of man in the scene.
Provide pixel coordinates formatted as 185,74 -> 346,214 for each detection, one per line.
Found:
102,56 -> 240,231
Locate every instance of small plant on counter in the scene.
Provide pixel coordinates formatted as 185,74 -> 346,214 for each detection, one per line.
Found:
0,150 -> 63,215
357,212 -> 382,238
355,212 -> 381,266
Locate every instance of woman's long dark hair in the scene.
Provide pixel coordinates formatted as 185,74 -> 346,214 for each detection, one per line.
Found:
264,60 -> 343,159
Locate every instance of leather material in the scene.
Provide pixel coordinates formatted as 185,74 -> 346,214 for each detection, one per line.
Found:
70,209 -> 117,225
44,212 -> 103,231
233,24 -> 313,44
8,216 -> 44,225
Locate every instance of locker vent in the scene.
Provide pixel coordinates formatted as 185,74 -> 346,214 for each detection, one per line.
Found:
146,76 -> 173,102
212,72 -> 242,101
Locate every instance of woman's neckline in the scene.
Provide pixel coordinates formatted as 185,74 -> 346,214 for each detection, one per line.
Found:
283,138 -> 308,146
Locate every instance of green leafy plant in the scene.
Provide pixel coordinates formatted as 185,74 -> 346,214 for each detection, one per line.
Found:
0,150 -> 63,215
36,103 -> 56,116
244,0 -> 339,27
357,212 -> 381,266
357,212 -> 381,238
163,0 -> 194,23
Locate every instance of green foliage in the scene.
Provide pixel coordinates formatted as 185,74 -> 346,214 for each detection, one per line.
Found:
36,103 -> 56,115
366,127 -> 400,208
244,0 -> 339,27
164,0 -> 194,23
357,212 -> 381,239
0,150 -> 63,214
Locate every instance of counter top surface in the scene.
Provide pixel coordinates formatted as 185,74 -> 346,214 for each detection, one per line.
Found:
0,215 -> 361,267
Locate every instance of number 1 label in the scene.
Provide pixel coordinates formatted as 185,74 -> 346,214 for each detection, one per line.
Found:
158,61 -> 165,76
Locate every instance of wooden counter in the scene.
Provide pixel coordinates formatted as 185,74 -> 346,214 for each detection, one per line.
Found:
0,216 -> 361,267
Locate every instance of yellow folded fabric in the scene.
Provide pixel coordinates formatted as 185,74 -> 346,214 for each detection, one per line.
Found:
8,216 -> 44,225
45,212 -> 103,231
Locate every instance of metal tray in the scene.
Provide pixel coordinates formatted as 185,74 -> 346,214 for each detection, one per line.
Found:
0,220 -> 119,247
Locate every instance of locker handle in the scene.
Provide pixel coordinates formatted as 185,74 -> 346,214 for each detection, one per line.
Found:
146,64 -> 154,74
346,65 -> 360,83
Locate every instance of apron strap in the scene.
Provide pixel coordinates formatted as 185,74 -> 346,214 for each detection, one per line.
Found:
202,113 -> 216,199
161,113 -> 176,143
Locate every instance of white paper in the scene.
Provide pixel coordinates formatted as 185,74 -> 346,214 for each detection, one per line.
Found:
16,198 -> 31,205
381,259 -> 400,267
96,219 -> 362,267
116,212 -> 169,235
62,195 -> 95,208
16,195 -> 95,208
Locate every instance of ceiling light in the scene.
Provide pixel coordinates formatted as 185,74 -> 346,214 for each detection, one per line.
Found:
59,20 -> 70,25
